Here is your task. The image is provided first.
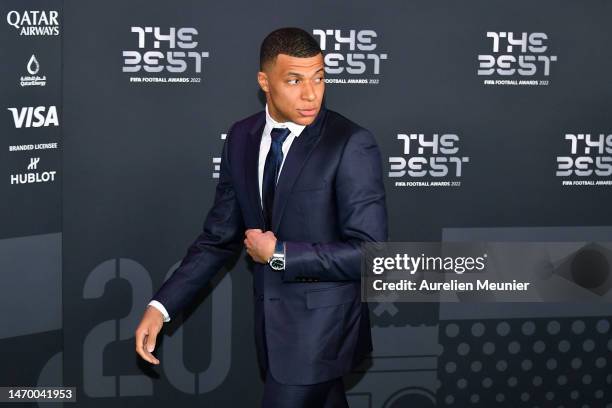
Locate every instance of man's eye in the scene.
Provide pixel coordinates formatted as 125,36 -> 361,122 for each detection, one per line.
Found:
288,79 -> 299,85
314,77 -> 324,83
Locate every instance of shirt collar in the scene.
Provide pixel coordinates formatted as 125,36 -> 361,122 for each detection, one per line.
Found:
265,103 -> 306,137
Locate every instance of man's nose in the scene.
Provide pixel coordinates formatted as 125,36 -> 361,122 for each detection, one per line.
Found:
301,81 -> 316,101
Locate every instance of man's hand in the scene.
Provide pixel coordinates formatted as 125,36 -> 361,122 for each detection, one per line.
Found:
244,229 -> 276,263
135,306 -> 164,365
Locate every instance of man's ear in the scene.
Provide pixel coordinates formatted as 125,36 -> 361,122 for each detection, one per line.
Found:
257,71 -> 269,93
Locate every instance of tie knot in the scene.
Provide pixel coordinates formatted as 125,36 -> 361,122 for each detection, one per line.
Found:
270,127 -> 291,145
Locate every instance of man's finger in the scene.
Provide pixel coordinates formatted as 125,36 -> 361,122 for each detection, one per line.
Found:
135,328 -> 156,364
142,334 -> 160,365
135,319 -> 161,365
135,327 -> 147,357
245,229 -> 262,237
146,328 -> 158,353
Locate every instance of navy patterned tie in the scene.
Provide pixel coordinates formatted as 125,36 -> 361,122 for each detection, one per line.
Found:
262,127 -> 291,230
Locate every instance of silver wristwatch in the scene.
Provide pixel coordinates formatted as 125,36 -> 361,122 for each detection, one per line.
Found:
268,240 -> 285,271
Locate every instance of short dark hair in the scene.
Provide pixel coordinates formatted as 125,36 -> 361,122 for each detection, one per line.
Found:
260,27 -> 322,71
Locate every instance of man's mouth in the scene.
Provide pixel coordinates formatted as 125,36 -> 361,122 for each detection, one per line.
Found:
297,108 -> 318,117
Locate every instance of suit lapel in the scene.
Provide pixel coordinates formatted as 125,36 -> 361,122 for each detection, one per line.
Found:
271,107 -> 327,232
245,112 -> 266,229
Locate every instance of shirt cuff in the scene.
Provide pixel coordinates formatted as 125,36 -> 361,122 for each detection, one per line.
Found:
148,300 -> 171,322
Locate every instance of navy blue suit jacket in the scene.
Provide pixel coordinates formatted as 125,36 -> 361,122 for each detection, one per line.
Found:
152,106 -> 388,385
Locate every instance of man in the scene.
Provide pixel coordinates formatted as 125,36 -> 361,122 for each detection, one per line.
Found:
135,27 -> 388,407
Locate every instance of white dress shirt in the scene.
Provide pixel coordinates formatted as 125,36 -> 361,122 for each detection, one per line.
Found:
148,104 -> 305,322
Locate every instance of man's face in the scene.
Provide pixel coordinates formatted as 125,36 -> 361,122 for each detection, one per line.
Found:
257,53 -> 325,126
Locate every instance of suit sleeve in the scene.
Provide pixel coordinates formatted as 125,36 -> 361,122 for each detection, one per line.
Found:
283,129 -> 388,282
151,127 -> 245,318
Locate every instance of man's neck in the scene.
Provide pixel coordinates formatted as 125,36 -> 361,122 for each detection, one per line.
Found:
266,104 -> 288,124
264,104 -> 306,137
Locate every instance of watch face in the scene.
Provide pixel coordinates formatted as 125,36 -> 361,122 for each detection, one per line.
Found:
270,258 -> 285,270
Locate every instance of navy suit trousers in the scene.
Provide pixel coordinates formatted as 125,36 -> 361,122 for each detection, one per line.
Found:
260,313 -> 349,408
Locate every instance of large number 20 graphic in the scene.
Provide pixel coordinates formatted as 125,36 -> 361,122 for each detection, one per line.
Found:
82,258 -> 232,397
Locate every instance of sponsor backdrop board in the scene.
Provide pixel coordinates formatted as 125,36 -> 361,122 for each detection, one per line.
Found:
1,0 -> 611,407
0,0 -> 63,399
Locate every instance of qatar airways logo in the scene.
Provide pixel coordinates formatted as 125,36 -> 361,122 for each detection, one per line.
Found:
388,133 -> 470,188
5,10 -> 59,36
557,133 -> 612,187
478,32 -> 558,86
313,29 -> 387,85
122,26 -> 210,84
